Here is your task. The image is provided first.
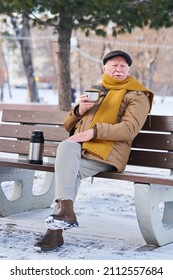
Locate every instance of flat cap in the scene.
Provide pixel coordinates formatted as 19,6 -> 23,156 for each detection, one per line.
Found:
103,50 -> 132,66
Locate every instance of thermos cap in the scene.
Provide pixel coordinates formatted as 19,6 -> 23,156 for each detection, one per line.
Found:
30,130 -> 44,143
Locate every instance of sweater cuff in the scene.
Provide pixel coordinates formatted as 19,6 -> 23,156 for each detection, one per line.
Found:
74,105 -> 82,117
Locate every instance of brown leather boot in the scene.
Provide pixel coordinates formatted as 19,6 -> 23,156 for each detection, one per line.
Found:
34,229 -> 64,252
45,200 -> 79,230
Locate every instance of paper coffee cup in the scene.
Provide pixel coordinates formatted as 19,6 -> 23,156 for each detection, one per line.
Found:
85,90 -> 99,102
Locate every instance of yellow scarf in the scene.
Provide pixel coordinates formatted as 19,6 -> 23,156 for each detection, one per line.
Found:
82,74 -> 154,161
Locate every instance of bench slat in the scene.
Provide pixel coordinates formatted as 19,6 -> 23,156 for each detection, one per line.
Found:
128,150 -> 173,169
0,139 -> 58,157
142,115 -> 173,132
1,109 -> 68,125
133,132 -> 173,151
0,124 -> 68,141
0,157 -> 54,172
95,170 -> 173,186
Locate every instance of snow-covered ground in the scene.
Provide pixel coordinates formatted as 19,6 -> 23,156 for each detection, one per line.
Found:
0,86 -> 173,279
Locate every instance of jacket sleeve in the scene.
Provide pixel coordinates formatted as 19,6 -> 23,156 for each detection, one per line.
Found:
63,105 -> 82,132
95,91 -> 151,142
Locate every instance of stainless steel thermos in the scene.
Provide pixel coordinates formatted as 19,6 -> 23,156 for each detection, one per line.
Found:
28,130 -> 44,164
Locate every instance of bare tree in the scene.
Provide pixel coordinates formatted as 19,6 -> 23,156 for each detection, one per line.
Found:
10,13 -> 39,102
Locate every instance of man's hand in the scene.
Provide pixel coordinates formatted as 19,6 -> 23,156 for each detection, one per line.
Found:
68,129 -> 94,143
78,94 -> 94,115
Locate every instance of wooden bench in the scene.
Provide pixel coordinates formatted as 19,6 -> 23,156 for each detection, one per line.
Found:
0,109 -> 68,217
0,109 -> 173,247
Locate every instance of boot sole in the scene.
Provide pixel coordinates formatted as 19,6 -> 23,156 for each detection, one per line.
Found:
34,242 -> 64,252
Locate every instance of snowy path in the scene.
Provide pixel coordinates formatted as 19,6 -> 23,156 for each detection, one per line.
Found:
1,178 -> 173,260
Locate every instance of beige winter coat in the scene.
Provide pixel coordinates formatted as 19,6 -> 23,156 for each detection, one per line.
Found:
64,89 -> 152,172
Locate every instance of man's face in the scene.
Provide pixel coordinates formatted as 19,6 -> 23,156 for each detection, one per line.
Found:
103,56 -> 130,80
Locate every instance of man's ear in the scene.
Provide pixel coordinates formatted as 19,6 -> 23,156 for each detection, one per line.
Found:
102,65 -> 106,73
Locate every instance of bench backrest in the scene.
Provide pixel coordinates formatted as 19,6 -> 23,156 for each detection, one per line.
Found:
0,109 -> 173,170
0,109 -> 68,158
130,115 -> 173,169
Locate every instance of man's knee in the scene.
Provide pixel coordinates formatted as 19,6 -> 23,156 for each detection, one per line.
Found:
57,140 -> 81,155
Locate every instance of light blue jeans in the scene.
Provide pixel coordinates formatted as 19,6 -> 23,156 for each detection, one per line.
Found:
54,140 -> 114,202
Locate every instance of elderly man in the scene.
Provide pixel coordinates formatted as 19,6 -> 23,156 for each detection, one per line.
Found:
34,50 -> 154,251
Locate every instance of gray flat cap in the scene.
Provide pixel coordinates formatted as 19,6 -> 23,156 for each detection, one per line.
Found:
103,50 -> 132,66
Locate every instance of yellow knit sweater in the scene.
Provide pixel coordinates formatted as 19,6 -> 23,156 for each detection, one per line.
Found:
82,74 -> 154,160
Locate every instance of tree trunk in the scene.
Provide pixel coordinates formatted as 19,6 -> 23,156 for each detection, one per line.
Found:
11,14 -> 39,102
2,48 -> 12,98
0,83 -> 3,101
0,36 -> 4,101
56,11 -> 72,111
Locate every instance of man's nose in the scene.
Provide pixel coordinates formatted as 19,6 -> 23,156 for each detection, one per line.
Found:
116,65 -> 121,71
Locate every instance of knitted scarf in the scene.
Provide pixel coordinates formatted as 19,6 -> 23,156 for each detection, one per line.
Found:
82,74 -> 154,161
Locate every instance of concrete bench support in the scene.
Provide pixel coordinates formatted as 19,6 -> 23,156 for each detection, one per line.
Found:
0,166 -> 55,216
135,182 -> 173,246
